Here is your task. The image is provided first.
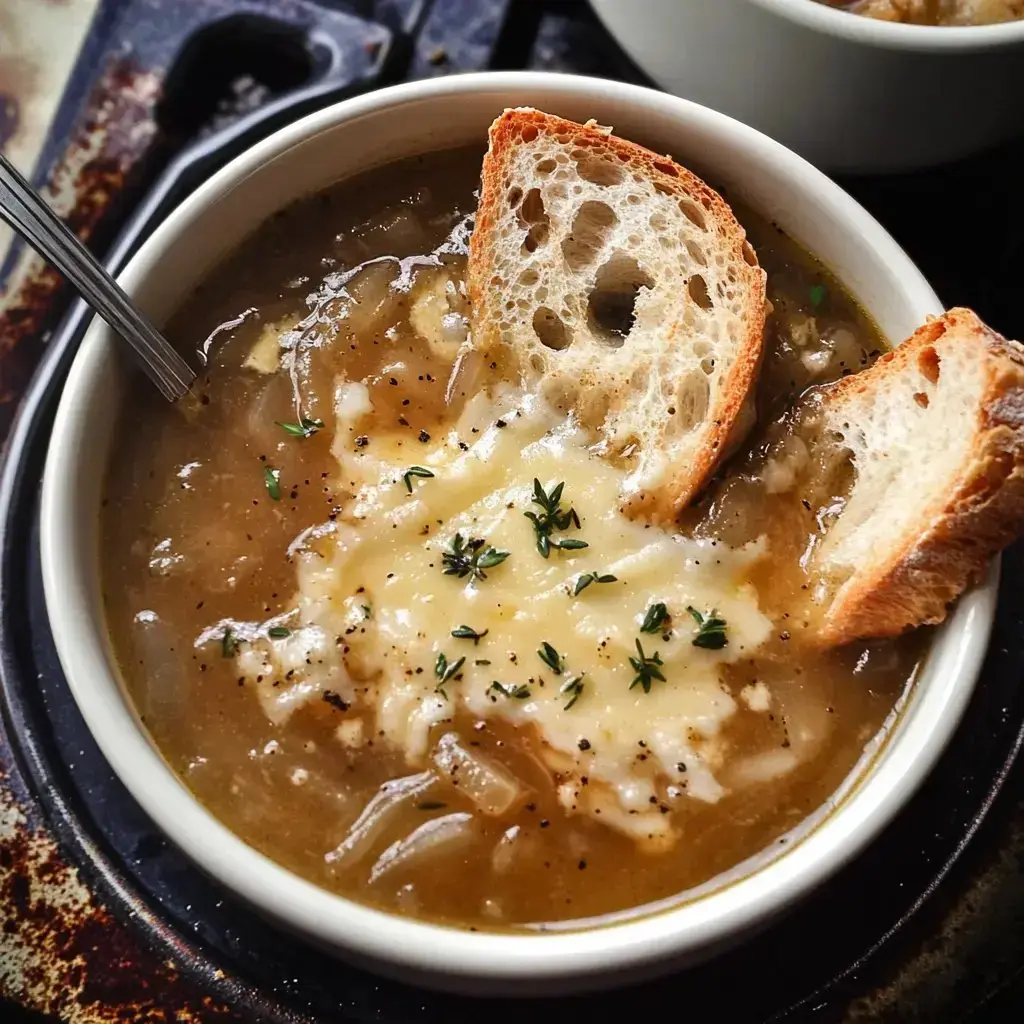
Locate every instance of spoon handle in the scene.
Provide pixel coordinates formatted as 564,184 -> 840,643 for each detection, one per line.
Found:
0,155 -> 195,401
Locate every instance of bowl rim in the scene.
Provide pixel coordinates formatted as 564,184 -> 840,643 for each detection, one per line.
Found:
747,0 -> 1024,49
38,70 -> 996,984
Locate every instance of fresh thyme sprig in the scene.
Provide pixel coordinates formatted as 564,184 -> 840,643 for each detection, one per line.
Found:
524,478 -> 588,558
640,602 -> 670,634
441,533 -> 510,582
403,466 -> 435,493
572,572 -> 618,597
276,417 -> 324,438
451,625 -> 488,644
434,652 -> 465,699
560,674 -> 585,711
537,641 -> 564,674
489,681 -> 531,700
687,606 -> 728,650
628,639 -> 666,694
268,626 -> 291,639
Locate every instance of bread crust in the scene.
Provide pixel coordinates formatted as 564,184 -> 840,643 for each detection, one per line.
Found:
819,308 -> 1024,645
468,108 -> 767,520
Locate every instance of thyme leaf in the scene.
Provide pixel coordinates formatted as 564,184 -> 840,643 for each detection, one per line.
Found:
687,606 -> 728,650
489,681 -> 531,700
560,674 -> 585,710
402,466 -> 435,493
640,602 -> 669,634
433,651 -> 466,699
451,625 -> 489,644
572,572 -> 618,597
537,642 -> 564,674
525,478 -> 587,558
221,628 -> 239,657
276,417 -> 324,438
440,533 -> 510,582
628,639 -> 666,694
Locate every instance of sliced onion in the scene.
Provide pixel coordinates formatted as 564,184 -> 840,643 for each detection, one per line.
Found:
325,771 -> 435,866
769,678 -> 833,763
431,732 -> 525,816
727,749 -> 800,787
368,812 -> 475,884
134,615 -> 187,720
481,898 -> 504,921
491,825 -> 523,875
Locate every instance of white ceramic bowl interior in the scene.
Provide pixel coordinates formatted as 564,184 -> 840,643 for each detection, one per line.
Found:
40,72 -> 996,995
590,0 -> 1024,172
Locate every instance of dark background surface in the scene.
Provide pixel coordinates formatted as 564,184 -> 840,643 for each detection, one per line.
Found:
1,1 -> 1023,1021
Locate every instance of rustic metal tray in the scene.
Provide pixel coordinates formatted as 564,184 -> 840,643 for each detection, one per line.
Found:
2,2 -> 1024,1020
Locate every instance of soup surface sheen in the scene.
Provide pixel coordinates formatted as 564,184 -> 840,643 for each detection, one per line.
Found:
819,0 -> 1024,24
102,147 -> 925,931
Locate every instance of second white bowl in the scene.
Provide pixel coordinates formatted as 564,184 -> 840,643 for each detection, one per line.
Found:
591,0 -> 1024,172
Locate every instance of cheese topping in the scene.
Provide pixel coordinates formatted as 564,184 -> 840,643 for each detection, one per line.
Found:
237,385 -> 773,847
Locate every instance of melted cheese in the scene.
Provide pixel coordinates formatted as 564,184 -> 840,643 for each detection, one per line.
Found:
238,388 -> 773,847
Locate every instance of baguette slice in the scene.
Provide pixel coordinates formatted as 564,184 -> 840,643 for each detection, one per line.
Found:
815,308 -> 1024,645
467,108 -> 767,520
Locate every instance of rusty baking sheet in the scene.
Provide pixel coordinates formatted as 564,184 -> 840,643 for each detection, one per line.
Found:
0,0 -> 398,439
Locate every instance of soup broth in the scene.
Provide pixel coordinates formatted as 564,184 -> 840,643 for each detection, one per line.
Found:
101,147 -> 925,931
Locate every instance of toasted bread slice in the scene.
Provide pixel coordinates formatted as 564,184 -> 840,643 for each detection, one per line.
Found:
467,108 -> 767,520
814,308 -> 1024,645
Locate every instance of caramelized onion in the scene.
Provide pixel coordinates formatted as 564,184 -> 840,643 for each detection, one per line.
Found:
134,614 -> 187,720
431,732 -> 525,816
368,812 -> 476,883
325,771 -> 435,867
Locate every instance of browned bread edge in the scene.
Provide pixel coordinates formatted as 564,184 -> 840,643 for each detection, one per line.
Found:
467,107 -> 767,519
819,307 -> 1024,645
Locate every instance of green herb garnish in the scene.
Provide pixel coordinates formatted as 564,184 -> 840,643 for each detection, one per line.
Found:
640,602 -> 669,634
572,572 -> 618,597
537,641 -> 564,674
434,652 -> 466,699
560,674 -> 585,711
268,626 -> 291,639
221,628 -> 239,657
417,800 -> 448,811
809,283 -> 828,309
441,533 -> 510,582
489,681 -> 531,700
403,466 -> 435,493
687,606 -> 728,650
263,466 -> 281,501
524,478 -> 587,558
628,639 -> 666,694
451,625 -> 488,644
276,417 -> 324,437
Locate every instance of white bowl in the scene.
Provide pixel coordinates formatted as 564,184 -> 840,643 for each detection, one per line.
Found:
590,0 -> 1024,172
39,72 -> 996,995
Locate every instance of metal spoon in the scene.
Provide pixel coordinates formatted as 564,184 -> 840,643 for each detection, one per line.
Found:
0,154 -> 195,401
